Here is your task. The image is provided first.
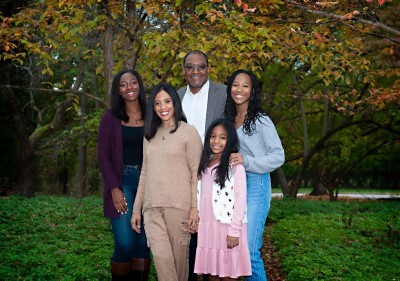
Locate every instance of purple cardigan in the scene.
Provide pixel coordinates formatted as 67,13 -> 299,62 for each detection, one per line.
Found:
98,110 -> 124,218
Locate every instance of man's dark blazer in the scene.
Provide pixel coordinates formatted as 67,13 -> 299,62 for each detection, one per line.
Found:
178,80 -> 227,133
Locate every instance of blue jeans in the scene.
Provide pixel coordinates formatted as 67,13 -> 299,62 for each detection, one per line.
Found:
244,172 -> 271,281
110,165 -> 150,262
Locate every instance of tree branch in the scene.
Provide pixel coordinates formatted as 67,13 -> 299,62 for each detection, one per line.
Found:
0,85 -> 107,107
284,0 -> 400,43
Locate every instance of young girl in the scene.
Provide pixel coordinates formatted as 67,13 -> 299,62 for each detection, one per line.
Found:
194,118 -> 251,281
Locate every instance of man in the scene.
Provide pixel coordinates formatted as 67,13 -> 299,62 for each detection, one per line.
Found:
177,50 -> 227,281
178,50 -> 227,144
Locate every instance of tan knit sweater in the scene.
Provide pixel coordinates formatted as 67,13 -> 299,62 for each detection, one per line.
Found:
133,122 -> 202,214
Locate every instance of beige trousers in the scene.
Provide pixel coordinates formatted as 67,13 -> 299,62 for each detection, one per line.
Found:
143,207 -> 191,281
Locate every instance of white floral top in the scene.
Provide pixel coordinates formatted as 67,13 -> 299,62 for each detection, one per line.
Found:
211,167 -> 248,224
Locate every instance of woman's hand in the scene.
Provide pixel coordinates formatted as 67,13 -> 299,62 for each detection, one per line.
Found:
111,188 -> 128,214
227,235 -> 239,249
229,153 -> 244,166
131,213 -> 142,233
188,207 -> 199,233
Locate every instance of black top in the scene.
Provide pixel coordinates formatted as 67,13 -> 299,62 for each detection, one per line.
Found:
122,125 -> 144,165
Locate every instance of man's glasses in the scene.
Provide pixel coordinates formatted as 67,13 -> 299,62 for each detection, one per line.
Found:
184,64 -> 208,72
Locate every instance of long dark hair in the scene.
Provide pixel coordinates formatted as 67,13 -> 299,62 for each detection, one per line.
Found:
110,70 -> 146,123
224,69 -> 267,136
144,82 -> 187,140
198,118 -> 239,189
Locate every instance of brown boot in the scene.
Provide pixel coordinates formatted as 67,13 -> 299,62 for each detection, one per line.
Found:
131,258 -> 151,281
110,259 -> 133,281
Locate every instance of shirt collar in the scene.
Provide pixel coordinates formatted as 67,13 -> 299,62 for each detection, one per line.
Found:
185,80 -> 210,96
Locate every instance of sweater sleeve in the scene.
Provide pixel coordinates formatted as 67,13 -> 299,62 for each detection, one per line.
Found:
227,165 -> 247,237
132,138 -> 147,214
98,112 -> 120,193
185,125 -> 203,208
242,116 -> 285,174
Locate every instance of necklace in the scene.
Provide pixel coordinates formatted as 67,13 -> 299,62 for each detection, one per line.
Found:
235,112 -> 247,121
128,111 -> 141,125
161,127 -> 169,140
132,114 -> 141,124
160,121 -> 175,140
122,116 -> 140,126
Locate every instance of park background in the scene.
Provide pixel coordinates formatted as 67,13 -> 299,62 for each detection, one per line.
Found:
0,0 -> 399,280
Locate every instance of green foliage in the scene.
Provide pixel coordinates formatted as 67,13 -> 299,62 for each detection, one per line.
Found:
0,196 -> 158,280
36,110 -> 103,194
269,199 -> 400,281
1,196 -> 398,280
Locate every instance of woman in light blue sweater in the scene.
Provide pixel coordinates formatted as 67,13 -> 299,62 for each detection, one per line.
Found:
224,69 -> 285,281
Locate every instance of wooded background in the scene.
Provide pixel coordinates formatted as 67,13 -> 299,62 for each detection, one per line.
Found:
1,0 -> 399,199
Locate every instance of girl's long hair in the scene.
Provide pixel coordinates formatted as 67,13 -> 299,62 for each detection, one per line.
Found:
110,70 -> 146,123
144,82 -> 187,140
224,69 -> 267,136
198,118 -> 238,189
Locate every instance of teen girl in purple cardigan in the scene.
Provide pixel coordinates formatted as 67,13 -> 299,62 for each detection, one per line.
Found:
98,70 -> 150,281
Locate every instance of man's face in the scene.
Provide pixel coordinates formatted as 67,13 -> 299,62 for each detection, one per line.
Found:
184,53 -> 209,94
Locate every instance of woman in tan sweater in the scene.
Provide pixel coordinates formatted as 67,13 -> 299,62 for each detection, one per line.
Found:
131,82 -> 202,281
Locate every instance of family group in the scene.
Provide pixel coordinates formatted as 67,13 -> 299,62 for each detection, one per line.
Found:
98,50 -> 285,281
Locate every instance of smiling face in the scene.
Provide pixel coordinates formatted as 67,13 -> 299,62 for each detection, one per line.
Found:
209,125 -> 227,160
119,72 -> 140,102
230,73 -> 252,107
154,90 -> 175,126
184,53 -> 209,94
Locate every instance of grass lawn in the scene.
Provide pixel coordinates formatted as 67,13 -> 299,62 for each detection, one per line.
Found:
1,195 -> 399,280
268,199 -> 400,281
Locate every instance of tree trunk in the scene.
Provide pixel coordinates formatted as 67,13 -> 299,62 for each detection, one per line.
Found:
310,173 -> 327,196
92,69 -> 101,110
288,72 -> 310,198
124,0 -> 137,70
289,97 -> 309,198
101,11 -> 114,106
310,93 -> 330,196
58,153 -> 69,194
76,92 -> 88,198
2,87 -> 37,197
276,168 -> 290,197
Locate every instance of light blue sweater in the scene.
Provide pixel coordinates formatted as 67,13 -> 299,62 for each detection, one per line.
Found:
237,115 -> 285,174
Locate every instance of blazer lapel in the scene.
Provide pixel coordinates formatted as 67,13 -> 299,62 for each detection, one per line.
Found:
205,81 -> 218,131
